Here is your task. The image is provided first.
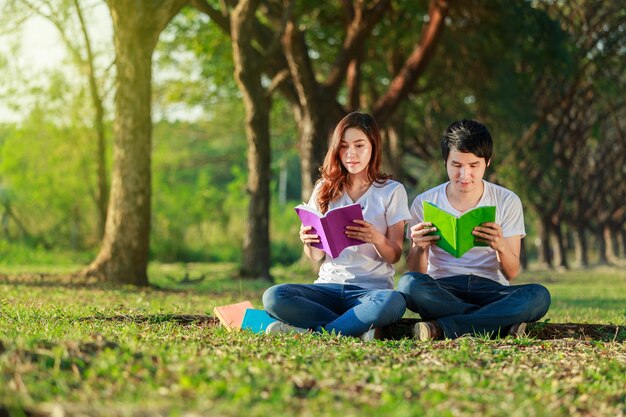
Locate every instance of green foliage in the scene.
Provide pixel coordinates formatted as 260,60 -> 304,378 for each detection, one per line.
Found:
0,240 -> 93,268
0,265 -> 625,416
0,97 -> 103,250
150,109 -> 247,262
1,90 -> 303,265
0,0 -> 624,272
269,200 -> 302,266
154,6 -> 238,118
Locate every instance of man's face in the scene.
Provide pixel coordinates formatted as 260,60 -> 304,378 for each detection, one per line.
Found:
446,150 -> 489,194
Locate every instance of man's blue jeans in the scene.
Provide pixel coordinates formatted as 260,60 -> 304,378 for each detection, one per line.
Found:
398,272 -> 551,339
262,283 -> 406,336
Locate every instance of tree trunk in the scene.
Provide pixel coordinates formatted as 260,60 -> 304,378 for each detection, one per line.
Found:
603,223 -> 616,264
573,223 -> 589,268
82,0 -> 187,285
550,221 -> 568,270
520,237 -> 528,271
295,110 -> 336,201
537,216 -> 552,268
597,226 -> 609,265
610,222 -> 621,259
281,20 -> 343,201
231,0 -> 272,281
94,97 -> 109,238
382,122 -> 405,182
240,103 -> 272,280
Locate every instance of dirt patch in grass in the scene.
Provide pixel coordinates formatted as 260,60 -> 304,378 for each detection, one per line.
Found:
78,313 -> 219,326
386,318 -> 624,342
526,321 -> 623,341
0,272 -> 100,288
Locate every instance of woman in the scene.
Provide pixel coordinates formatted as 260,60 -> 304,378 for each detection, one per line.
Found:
263,111 -> 410,339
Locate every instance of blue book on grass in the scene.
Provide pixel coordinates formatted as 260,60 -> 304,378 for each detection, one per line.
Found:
241,309 -> 277,333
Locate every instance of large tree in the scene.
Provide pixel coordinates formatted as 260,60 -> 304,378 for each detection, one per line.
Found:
83,0 -> 187,285
507,0 -> 626,268
190,0 -> 448,277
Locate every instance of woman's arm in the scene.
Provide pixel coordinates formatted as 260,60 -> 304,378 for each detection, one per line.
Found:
300,224 -> 325,262
346,220 -> 406,264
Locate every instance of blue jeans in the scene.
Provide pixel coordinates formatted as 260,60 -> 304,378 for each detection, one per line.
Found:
262,283 -> 406,337
398,272 -> 551,339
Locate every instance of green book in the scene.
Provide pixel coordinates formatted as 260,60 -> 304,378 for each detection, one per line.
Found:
423,201 -> 496,258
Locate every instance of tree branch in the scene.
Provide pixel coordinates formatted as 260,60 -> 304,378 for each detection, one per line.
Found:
372,0 -> 449,125
190,0 -> 230,33
324,0 -> 391,97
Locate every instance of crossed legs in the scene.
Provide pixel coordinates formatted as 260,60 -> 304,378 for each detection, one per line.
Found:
263,283 -> 406,337
398,272 -> 551,338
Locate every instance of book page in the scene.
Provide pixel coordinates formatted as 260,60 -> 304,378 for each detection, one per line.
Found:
323,203 -> 364,257
295,203 -> 364,258
457,206 -> 496,257
295,206 -> 330,253
423,201 -> 458,257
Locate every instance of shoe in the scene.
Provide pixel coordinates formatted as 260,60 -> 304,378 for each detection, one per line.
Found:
413,321 -> 443,340
508,322 -> 527,337
265,321 -> 308,335
360,327 -> 383,341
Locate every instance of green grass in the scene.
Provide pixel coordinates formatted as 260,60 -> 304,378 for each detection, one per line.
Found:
1,263 -> 625,416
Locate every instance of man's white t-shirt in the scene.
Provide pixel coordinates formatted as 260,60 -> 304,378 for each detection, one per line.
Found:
308,179 -> 411,290
408,180 -> 525,286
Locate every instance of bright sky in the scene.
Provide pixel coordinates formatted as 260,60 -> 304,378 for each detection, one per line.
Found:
0,3 -> 203,123
22,1 -> 112,69
20,16 -> 67,69
0,2 -> 112,122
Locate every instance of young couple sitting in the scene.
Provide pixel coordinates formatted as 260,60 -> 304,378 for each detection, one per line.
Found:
263,112 -> 550,340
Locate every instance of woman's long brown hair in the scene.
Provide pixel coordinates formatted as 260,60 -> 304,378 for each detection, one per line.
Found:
317,112 -> 390,213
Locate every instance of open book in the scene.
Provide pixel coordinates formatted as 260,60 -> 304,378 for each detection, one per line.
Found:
423,201 -> 496,258
295,202 -> 365,258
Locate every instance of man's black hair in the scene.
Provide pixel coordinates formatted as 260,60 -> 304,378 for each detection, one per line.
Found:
440,119 -> 493,163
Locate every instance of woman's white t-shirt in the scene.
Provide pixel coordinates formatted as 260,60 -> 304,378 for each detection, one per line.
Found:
408,181 -> 525,286
308,179 -> 411,290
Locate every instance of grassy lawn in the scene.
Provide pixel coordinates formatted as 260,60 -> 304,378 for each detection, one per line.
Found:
0,263 -> 625,416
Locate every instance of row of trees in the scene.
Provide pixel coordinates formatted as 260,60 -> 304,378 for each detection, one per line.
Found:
0,0 -> 624,285
503,2 -> 626,269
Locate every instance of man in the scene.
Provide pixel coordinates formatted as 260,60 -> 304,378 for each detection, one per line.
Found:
399,119 -> 551,340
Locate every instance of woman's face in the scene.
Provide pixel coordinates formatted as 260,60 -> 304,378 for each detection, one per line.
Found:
339,127 -> 373,176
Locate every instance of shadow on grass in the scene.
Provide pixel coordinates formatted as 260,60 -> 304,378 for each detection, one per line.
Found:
0,272 -> 101,288
78,313 -> 219,326
0,272 -> 272,296
77,314 -> 624,342
385,318 -> 625,342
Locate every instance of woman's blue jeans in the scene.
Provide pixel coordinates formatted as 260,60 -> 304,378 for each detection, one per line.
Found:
398,272 -> 551,339
262,283 -> 406,337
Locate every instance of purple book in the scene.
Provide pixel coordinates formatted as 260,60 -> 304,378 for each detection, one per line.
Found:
295,203 -> 365,258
